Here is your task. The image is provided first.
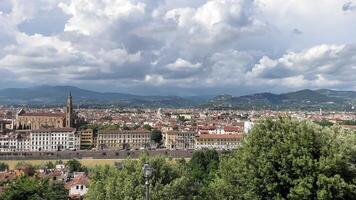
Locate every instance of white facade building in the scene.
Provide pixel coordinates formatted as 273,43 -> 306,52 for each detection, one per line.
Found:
30,128 -> 77,151
244,121 -> 255,133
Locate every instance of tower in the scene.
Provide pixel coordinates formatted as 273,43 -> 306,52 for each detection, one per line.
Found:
66,92 -> 73,127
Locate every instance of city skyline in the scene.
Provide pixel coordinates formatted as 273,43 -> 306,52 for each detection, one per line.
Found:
1,0 -> 356,96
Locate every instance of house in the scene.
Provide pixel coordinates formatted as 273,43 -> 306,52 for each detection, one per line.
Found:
65,174 -> 89,199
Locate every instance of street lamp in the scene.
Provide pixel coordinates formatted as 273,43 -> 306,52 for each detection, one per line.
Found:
142,163 -> 153,200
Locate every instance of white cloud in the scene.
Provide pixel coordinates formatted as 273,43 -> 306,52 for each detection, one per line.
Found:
0,0 -> 356,94
166,58 -> 201,70
248,44 -> 356,89
59,0 -> 145,35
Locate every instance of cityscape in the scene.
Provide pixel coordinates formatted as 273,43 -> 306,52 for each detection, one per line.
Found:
1,0 -> 356,200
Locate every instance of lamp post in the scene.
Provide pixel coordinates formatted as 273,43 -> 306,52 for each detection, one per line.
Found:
142,163 -> 153,200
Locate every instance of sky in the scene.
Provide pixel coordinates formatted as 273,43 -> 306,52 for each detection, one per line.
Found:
0,0 -> 356,96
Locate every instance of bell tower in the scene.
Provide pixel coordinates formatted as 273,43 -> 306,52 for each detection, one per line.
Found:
66,92 -> 73,128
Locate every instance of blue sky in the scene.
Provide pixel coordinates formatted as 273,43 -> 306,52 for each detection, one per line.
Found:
0,0 -> 356,96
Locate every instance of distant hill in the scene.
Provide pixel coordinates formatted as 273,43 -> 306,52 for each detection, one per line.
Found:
0,85 -> 196,107
0,86 -> 355,110
205,89 -> 356,111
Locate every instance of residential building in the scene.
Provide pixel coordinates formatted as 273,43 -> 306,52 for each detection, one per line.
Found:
79,129 -> 94,150
65,174 -> 89,199
97,129 -> 150,150
195,134 -> 244,150
165,131 -> 195,149
30,127 -> 77,151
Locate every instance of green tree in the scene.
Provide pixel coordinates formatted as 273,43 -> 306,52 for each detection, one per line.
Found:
0,162 -> 9,171
150,129 -> 163,145
315,119 -> 334,127
66,159 -> 87,173
45,161 -> 55,169
212,117 -> 356,200
143,124 -> 152,131
0,176 -> 68,200
85,156 -> 200,200
189,149 -> 219,183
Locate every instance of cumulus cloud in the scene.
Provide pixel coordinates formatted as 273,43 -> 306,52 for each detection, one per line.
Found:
166,58 -> 201,70
248,44 -> 356,89
0,0 -> 356,95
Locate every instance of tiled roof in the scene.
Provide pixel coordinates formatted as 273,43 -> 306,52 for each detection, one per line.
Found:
32,127 -> 76,132
65,175 -> 89,189
197,134 -> 244,139
18,112 -> 65,117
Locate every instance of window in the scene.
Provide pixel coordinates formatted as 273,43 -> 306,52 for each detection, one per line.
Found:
76,185 -> 79,189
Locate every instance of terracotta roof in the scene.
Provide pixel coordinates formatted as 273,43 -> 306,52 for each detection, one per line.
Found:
0,171 -> 17,182
98,130 -> 150,134
18,112 -> 65,117
223,126 -> 241,132
32,127 -> 76,132
198,125 -> 216,130
65,175 -> 89,189
197,134 -> 244,139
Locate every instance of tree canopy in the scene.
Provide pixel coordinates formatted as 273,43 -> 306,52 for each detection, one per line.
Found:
150,129 -> 163,144
0,176 -> 67,200
211,117 -> 356,200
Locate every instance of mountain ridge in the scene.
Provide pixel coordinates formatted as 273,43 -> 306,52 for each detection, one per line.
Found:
0,85 -> 355,110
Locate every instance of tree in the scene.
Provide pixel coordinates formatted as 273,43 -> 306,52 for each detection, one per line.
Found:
85,155 -> 200,200
143,124 -> 152,131
66,159 -> 87,173
212,117 -> 356,200
0,176 -> 68,200
150,129 -> 163,145
0,162 -> 9,171
45,161 -> 55,169
189,149 -> 219,183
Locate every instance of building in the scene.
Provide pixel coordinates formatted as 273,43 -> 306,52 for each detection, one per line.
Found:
165,131 -> 195,149
79,129 -> 94,150
65,174 -> 89,199
244,121 -> 254,133
0,119 -> 12,133
195,134 -> 244,150
16,93 -> 75,130
30,127 -> 77,151
97,130 -> 150,150
0,132 -> 30,152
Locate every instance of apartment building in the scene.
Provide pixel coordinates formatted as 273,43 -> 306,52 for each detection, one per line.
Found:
79,129 -> 94,150
165,131 -> 195,149
195,134 -> 244,150
30,128 -> 78,151
97,129 -> 150,150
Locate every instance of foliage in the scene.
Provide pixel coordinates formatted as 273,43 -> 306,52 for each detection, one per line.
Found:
45,161 -> 55,169
0,162 -> 9,171
211,117 -> 356,200
66,159 -> 87,173
79,124 -> 120,133
150,129 -> 163,144
0,176 -> 68,200
143,124 -> 152,131
340,120 -> 356,125
15,162 -> 36,176
189,149 -> 219,183
85,156 -> 201,200
315,119 -> 334,127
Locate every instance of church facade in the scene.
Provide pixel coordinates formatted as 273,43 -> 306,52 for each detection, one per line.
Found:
16,93 -> 75,130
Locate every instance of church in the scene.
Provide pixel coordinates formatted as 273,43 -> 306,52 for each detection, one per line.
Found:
16,93 -> 76,130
